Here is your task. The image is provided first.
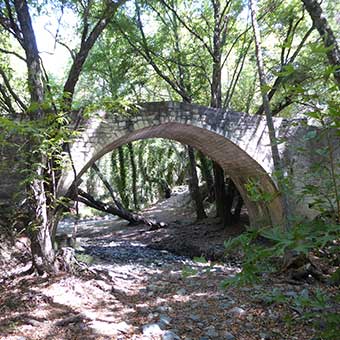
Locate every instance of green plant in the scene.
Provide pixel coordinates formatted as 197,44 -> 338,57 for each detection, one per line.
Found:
222,219 -> 340,288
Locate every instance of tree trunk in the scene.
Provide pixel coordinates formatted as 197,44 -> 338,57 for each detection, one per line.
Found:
128,142 -> 138,209
213,162 -> 232,225
188,146 -> 207,220
77,189 -> 166,229
118,146 -> 129,208
13,0 -> 56,273
209,0 -> 233,225
250,0 -> 292,230
233,196 -> 244,222
91,163 -> 124,210
301,0 -> 340,86
4,0 -> 126,275
198,151 -> 214,200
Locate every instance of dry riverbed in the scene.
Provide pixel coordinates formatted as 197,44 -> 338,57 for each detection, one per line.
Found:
0,188 -> 336,339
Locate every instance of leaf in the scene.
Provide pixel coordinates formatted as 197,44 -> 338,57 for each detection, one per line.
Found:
275,64 -> 295,78
193,256 -> 208,264
304,130 -> 317,140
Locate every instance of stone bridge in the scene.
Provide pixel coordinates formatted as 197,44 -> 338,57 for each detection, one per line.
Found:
55,101 -> 327,227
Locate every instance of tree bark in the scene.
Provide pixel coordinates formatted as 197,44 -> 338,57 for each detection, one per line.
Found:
250,0 -> 292,230
301,0 -> 340,86
210,0 -> 235,225
118,146 -> 129,208
77,189 -> 166,229
128,142 -> 138,209
4,0 -> 126,274
13,0 -> 44,112
213,162 -> 232,225
233,195 -> 244,222
13,0 -> 56,273
188,146 -> 207,220
91,163 -> 124,210
198,151 -> 214,200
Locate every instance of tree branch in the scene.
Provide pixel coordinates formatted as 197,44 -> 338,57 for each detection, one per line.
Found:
159,0 -> 214,58
255,25 -> 314,116
0,67 -> 27,111
0,47 -> 26,62
63,0 -> 127,108
77,189 -> 166,229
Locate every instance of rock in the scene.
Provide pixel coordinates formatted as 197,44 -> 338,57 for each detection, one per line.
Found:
116,321 -> 131,333
142,323 -> 162,336
259,332 -> 270,340
156,305 -> 168,313
137,306 -> 149,314
199,337 -> 210,340
94,279 -> 112,291
91,320 -> 128,336
148,284 -> 158,292
228,307 -> 246,318
147,312 -> 158,320
284,291 -> 297,297
189,314 -> 201,322
25,319 -> 42,326
224,331 -> 235,340
220,302 -> 234,309
162,330 -> 180,340
176,288 -> 187,296
159,314 -> 172,327
205,325 -> 219,337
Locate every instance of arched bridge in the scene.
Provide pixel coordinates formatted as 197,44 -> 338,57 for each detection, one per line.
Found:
57,101 -> 319,227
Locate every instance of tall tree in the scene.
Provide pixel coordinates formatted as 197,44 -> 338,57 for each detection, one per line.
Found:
115,0 -> 207,219
249,0 -> 292,230
0,0 -> 127,273
128,142 -> 138,209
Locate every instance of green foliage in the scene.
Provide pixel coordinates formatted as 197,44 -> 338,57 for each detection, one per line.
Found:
245,178 -> 277,203
181,256 -> 217,278
181,266 -> 198,278
75,253 -> 94,264
223,220 -> 339,288
86,138 -> 188,209
253,287 -> 339,340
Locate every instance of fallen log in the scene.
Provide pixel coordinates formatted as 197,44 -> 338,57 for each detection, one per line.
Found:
77,189 -> 167,229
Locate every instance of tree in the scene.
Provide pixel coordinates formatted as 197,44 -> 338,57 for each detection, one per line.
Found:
249,0 -> 292,230
0,0 -> 127,273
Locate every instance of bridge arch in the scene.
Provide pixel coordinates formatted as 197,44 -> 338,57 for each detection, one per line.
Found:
58,102 -> 286,226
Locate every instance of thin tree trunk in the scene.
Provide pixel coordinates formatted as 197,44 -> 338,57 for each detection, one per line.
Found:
118,146 -> 129,208
233,195 -> 244,222
250,0 -> 292,230
213,162 -> 232,225
188,146 -> 207,220
91,163 -> 124,210
198,151 -> 214,199
301,0 -> 340,86
128,142 -> 138,209
210,0 -> 233,226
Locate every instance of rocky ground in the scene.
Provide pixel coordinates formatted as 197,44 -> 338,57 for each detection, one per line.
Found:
0,187 -> 337,340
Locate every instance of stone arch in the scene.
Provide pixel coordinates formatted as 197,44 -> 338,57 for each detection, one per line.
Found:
58,102 -> 285,226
